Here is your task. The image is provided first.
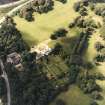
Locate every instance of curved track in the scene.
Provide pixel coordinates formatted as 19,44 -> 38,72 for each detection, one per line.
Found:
0,59 -> 11,105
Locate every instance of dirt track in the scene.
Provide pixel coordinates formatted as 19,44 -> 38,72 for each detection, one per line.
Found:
0,0 -> 18,4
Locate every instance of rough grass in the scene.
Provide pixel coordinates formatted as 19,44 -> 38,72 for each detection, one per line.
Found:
50,85 -> 92,105
14,0 -> 78,46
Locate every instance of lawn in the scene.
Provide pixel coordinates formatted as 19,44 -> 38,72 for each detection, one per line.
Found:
50,85 -> 92,105
14,0 -> 79,46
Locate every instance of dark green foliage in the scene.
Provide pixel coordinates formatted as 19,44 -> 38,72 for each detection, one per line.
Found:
19,0 -> 54,21
78,74 -> 101,94
50,28 -> 67,40
32,0 -> 54,13
73,2 -> 81,12
52,43 -> 63,55
56,0 -> 67,4
90,101 -> 98,105
94,54 -> 105,62
94,6 -> 105,17
0,17 -> 29,54
79,6 -> 88,16
69,16 -> 98,29
95,42 -> 104,52
55,99 -> 66,105
0,78 -> 6,99
68,22 -> 75,28
94,73 -> 105,80
69,65 -> 80,84
82,0 -> 89,6
50,34 -> 58,40
24,11 -> 34,21
91,91 -> 102,100
73,1 -> 88,16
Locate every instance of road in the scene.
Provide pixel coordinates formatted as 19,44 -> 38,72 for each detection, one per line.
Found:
0,0 -> 28,9
0,59 -> 11,105
0,0 -> 33,25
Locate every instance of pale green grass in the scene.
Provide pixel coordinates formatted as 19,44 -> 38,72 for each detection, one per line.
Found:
50,85 -> 92,105
14,0 -> 78,46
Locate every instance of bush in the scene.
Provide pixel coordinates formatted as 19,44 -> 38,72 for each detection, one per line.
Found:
95,42 -> 104,52
82,0 -> 89,6
24,11 -> 34,21
50,34 -> 58,40
79,6 -> 88,16
73,2 -> 81,12
55,99 -> 66,105
55,28 -> 68,37
91,91 -> 102,100
90,101 -> 98,105
94,54 -> 105,62
89,3 -> 95,11
56,0 -> 67,4
50,28 -> 67,40
68,22 -> 75,28
69,65 -> 80,84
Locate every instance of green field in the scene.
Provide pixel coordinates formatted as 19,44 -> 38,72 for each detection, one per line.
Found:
14,0 -> 78,46
84,10 -> 105,105
50,85 -> 92,105
13,0 -> 105,105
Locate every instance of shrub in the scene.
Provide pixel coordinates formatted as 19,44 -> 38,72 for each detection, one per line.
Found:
68,22 -> 75,28
73,2 -> 81,12
50,34 -> 58,40
89,3 -> 95,11
90,101 -> 98,105
55,28 -> 68,37
94,54 -> 105,62
55,99 -> 66,105
79,6 -> 88,16
95,42 -> 104,52
69,65 -> 80,84
24,11 -> 34,21
50,28 -> 68,40
56,0 -> 67,4
91,91 -> 102,100
82,0 -> 89,6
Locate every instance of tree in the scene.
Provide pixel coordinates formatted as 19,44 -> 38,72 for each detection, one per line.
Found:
95,42 -> 104,52
90,101 -> 98,105
52,43 -> 63,55
50,34 -> 58,40
79,6 -> 88,16
73,2 -> 81,12
91,91 -> 102,100
24,11 -> 34,21
56,0 -> 67,4
69,65 -> 80,84
56,99 -> 66,105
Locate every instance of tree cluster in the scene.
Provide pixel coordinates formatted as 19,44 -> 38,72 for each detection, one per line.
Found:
73,1 -> 89,16
0,16 -> 29,55
19,0 -> 54,21
50,28 -> 68,40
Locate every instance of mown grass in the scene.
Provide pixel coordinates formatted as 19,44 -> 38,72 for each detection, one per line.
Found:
14,0 -> 78,46
50,85 -> 92,105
